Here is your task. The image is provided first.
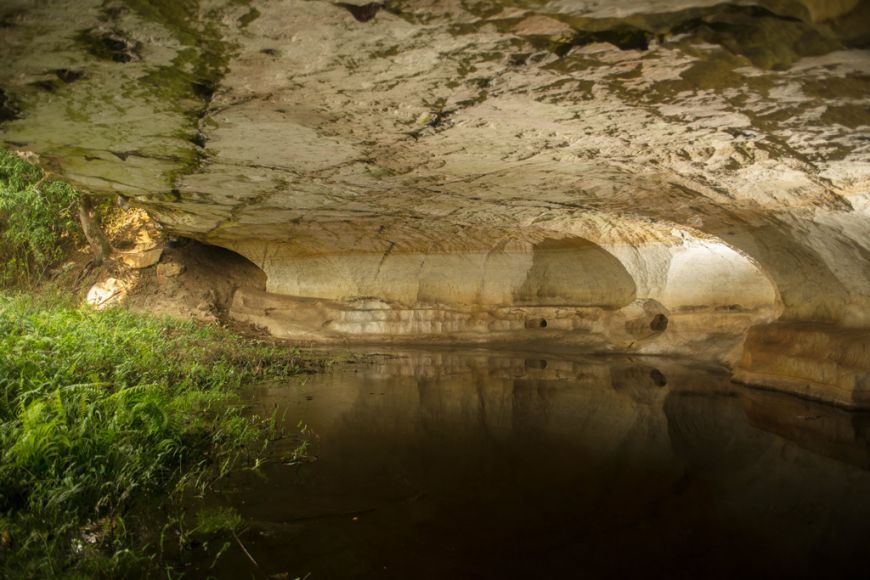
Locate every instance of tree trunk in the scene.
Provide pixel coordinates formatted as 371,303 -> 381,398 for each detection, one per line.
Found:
78,195 -> 112,265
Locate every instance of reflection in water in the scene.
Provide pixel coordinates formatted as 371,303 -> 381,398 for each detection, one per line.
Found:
191,349 -> 870,579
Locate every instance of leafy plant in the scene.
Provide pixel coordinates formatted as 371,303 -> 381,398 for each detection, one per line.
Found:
0,292 -> 312,577
0,150 -> 82,287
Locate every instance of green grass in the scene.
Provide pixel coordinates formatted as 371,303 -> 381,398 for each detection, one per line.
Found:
0,292 -> 311,577
0,150 -> 82,287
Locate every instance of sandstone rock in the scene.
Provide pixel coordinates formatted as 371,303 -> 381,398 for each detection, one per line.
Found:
118,247 -> 162,269
734,322 -> 870,408
85,277 -> 127,309
156,262 -> 185,280
512,15 -> 574,37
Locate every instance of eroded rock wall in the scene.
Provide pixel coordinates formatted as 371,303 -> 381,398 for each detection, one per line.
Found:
1,0 -> 868,404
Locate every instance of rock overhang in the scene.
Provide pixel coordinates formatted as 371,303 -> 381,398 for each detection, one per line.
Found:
1,0 -> 868,402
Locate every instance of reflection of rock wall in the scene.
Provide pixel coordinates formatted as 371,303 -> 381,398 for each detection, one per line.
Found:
242,350 -> 870,577
278,350 -> 690,478
739,388 -> 870,469
663,385 -> 870,573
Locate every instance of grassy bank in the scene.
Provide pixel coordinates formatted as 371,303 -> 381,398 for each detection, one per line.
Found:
0,292 -> 311,577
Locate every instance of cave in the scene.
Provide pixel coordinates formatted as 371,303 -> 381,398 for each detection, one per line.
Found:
1,0 -> 869,577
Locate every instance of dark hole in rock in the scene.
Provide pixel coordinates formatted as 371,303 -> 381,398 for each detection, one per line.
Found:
53,69 -> 85,83
553,43 -> 574,58
525,318 -> 548,329
192,82 -> 216,101
166,236 -> 191,249
0,89 -> 20,122
524,359 -> 548,370
0,10 -> 21,29
238,6 -> 261,28
191,133 -> 207,148
563,27 -> 653,54
77,30 -> 140,63
104,38 -> 134,62
428,110 -> 452,128
650,368 -> 667,387
509,53 -> 530,66
337,2 -> 382,23
671,5 -> 802,38
32,79 -> 59,93
260,48 -> 279,56
104,37 -> 127,52
650,314 -> 669,332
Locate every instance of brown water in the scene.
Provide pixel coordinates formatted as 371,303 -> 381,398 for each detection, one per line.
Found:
186,349 -> 870,579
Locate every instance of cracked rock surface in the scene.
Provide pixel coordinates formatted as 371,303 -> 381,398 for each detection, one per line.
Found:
1,0 -> 869,405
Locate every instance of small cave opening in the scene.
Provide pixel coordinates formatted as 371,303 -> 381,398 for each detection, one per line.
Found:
132,238 -> 267,320
524,359 -> 548,369
525,318 -> 548,329
649,368 -> 667,387
650,314 -> 669,332
337,2 -> 382,22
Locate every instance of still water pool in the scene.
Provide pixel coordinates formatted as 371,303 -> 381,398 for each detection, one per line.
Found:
188,349 -> 870,579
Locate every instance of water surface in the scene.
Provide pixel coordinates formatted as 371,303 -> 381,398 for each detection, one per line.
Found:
190,349 -> 870,579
